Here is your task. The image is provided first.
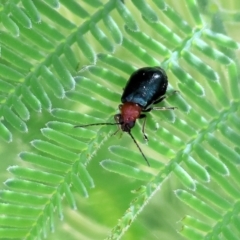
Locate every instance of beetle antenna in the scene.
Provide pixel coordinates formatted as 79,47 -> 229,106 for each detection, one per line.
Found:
74,122 -> 121,128
128,131 -> 150,166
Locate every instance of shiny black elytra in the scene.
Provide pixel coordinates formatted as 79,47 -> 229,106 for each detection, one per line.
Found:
75,66 -> 176,166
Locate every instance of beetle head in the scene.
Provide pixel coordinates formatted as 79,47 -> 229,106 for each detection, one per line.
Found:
116,102 -> 142,132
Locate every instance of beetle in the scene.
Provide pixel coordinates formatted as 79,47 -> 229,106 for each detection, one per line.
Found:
75,66 -> 176,166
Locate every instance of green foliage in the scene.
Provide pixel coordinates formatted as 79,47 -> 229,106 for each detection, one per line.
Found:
0,0 -> 239,239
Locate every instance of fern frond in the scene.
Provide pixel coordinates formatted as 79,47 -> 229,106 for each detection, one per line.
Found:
0,0 -> 239,240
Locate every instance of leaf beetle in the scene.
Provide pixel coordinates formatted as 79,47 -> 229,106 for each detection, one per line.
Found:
75,66 -> 176,166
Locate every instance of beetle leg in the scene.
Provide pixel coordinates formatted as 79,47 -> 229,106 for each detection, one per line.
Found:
152,106 -> 177,111
142,105 -> 177,112
142,108 -> 151,113
112,114 -> 122,136
114,114 -> 122,126
154,90 -> 179,104
165,90 -> 179,100
111,128 -> 120,137
118,104 -> 123,110
153,95 -> 166,104
139,114 -> 148,141
152,91 -> 178,111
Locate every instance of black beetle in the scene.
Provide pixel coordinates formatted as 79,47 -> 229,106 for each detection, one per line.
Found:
75,66 -> 176,166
